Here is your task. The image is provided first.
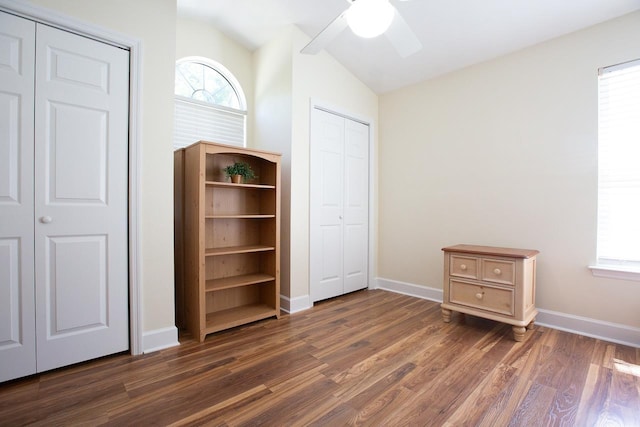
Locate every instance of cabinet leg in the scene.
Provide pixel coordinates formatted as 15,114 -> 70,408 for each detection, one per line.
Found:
526,319 -> 535,330
441,307 -> 452,323
512,326 -> 526,342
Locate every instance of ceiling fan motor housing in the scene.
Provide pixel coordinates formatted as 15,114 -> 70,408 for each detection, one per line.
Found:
346,0 -> 395,38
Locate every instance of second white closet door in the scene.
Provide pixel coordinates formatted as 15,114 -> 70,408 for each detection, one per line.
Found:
310,108 -> 369,302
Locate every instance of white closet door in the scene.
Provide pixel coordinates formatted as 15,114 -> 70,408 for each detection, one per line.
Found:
343,119 -> 369,293
0,12 -> 36,383
311,109 -> 345,302
310,108 -> 369,302
34,24 -> 130,371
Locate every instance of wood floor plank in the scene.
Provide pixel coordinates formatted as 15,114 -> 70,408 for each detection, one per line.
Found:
507,381 -> 557,426
350,385 -> 415,426
481,331 -> 547,425
374,321 -> 516,425
306,402 -> 358,427
330,321 -> 442,394
391,346 -> 511,425
442,362 -> 519,427
316,301 -> 437,379
166,384 -> 269,427
609,346 -> 640,426
546,334 -> 596,426
343,362 -> 417,411
575,363 -> 610,426
0,289 -> 638,426
223,365 -> 339,426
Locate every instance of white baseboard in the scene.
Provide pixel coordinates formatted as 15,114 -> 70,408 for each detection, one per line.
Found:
280,294 -> 313,314
536,309 -> 640,348
376,276 -> 640,348
142,326 -> 180,353
376,277 -> 443,303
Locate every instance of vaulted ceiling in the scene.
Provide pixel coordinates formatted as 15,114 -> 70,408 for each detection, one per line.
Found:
177,0 -> 640,93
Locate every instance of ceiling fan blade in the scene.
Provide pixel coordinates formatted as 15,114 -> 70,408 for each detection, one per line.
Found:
301,11 -> 349,55
384,7 -> 422,58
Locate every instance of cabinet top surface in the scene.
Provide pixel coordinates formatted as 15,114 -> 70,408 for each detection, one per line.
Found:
442,244 -> 539,258
186,140 -> 282,158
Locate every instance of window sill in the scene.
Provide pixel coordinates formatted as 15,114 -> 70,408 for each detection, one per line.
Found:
589,265 -> 640,282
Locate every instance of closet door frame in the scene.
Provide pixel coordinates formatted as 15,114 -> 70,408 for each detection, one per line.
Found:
309,99 -> 377,302
0,0 -> 143,355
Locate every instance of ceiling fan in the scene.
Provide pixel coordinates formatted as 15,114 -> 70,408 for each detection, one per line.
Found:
301,0 -> 422,58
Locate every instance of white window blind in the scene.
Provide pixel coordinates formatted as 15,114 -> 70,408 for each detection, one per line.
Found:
597,59 -> 640,267
173,97 -> 246,149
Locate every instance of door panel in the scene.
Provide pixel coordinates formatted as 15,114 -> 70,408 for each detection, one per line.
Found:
47,46 -> 110,91
47,103 -> 108,203
0,240 -> 28,353
310,108 -> 369,302
315,225 -> 343,301
47,235 -> 107,334
0,92 -> 20,203
344,224 -> 367,293
34,24 -> 129,372
0,12 -> 36,383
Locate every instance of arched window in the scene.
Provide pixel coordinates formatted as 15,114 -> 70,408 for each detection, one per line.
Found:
174,57 -> 247,148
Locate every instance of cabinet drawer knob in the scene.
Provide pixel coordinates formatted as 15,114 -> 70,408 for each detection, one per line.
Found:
460,264 -> 467,271
493,268 -> 501,275
475,292 -> 484,300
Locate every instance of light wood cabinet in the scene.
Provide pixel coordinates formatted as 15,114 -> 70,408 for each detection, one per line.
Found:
441,244 -> 538,342
176,141 -> 281,342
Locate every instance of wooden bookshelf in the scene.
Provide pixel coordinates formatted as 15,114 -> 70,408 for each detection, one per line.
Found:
176,141 -> 281,342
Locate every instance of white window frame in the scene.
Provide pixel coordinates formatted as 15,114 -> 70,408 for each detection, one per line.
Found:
590,58 -> 640,282
174,56 -> 247,148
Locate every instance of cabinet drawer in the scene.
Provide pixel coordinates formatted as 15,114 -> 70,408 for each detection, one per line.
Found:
450,255 -> 479,279
449,279 -> 514,316
482,258 -> 515,285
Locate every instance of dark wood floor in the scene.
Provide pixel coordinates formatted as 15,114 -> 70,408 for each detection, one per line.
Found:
1,290 -> 638,426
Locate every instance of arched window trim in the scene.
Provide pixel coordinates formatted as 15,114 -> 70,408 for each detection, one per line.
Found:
176,56 -> 247,111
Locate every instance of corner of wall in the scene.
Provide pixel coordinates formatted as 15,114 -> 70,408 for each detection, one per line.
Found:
142,326 -> 180,353
280,294 -> 312,314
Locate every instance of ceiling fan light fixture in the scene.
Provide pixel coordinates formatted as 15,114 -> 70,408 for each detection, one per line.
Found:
346,0 -> 395,39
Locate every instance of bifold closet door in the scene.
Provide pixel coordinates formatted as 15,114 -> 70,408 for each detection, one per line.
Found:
310,108 -> 369,302
0,11 -> 130,382
34,23 -> 130,372
0,12 -> 37,383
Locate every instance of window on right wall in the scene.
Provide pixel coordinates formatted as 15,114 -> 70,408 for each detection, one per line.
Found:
594,58 -> 640,279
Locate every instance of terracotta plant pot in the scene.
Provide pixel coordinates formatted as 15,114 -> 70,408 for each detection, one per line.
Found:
231,174 -> 243,184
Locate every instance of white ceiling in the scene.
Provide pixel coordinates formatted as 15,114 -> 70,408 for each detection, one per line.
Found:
177,0 -> 640,94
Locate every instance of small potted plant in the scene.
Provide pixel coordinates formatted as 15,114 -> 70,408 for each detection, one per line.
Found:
223,161 -> 256,184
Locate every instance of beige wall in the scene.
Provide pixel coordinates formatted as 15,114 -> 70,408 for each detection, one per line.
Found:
379,11 -> 640,328
175,15 -> 254,145
25,0 -> 178,333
